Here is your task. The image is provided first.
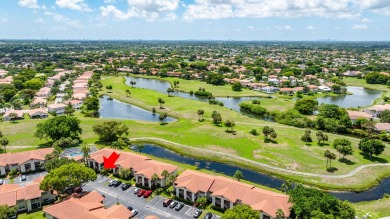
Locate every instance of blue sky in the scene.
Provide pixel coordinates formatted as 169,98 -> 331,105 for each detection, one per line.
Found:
0,0 -> 389,40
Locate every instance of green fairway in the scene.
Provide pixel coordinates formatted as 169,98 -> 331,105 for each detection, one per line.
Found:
353,197 -> 390,219
2,76 -> 390,191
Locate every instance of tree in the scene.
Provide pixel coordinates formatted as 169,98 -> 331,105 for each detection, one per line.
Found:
151,173 -> 160,186
130,81 -> 136,88
0,205 -> 17,219
294,99 -> 318,115
158,97 -> 165,109
358,138 -> 386,159
233,170 -> 243,181
275,209 -> 286,219
44,157 -> 76,172
281,180 -> 293,194
8,112 -> 19,122
106,85 -> 112,92
64,103 -> 75,116
262,126 -> 271,139
81,145 -> 91,165
40,163 -> 97,194
252,99 -> 260,105
211,111 -> 222,124
125,89 -> 131,98
231,82 -> 243,91
270,131 -> 277,140
159,113 -> 168,124
161,170 -> 170,182
197,109 -> 204,121
224,120 -> 235,132
92,121 -> 129,143
118,168 -> 131,180
316,131 -> 328,144
196,196 -> 207,206
222,205 -> 258,219
324,150 -> 336,169
301,129 -> 312,144
333,139 -> 353,159
34,116 -> 82,142
0,138 -> 9,153
167,87 -> 175,97
134,144 -> 145,154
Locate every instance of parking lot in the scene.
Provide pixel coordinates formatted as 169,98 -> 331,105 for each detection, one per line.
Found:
83,175 -> 220,219
1,171 -> 47,186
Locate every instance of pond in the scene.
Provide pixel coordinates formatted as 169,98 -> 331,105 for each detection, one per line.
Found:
132,144 -> 390,203
99,95 -> 175,122
317,86 -> 382,108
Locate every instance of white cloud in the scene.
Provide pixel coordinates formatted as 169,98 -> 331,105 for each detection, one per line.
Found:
352,24 -> 368,29
44,12 -> 84,29
182,0 -> 390,21
18,0 -> 40,9
305,25 -> 315,30
275,25 -> 293,30
104,0 -> 116,3
35,18 -> 45,23
100,0 -> 180,21
55,0 -> 92,12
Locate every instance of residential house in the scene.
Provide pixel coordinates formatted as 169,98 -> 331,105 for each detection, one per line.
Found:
0,176 -> 56,213
48,103 -> 67,114
35,87 -> 51,98
375,123 -> 390,133
261,86 -> 279,94
44,191 -> 132,219
30,97 -> 47,108
2,110 -> 24,121
318,86 -> 332,92
0,148 -> 54,175
64,100 -> 83,110
0,76 -> 13,85
87,148 -> 178,188
174,170 -> 291,219
347,110 -> 373,124
72,92 -> 88,100
28,108 -> 48,119
364,104 -> 390,118
0,69 -> 7,78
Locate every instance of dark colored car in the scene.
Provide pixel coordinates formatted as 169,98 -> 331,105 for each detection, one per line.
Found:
163,198 -> 172,207
113,180 -> 122,187
127,206 -> 133,211
175,202 -> 184,211
121,183 -> 131,191
137,189 -> 146,197
74,187 -> 83,193
169,201 -> 178,209
204,212 -> 213,219
108,180 -> 117,187
194,209 -> 203,218
133,188 -> 140,194
143,190 -> 153,198
21,175 -> 27,181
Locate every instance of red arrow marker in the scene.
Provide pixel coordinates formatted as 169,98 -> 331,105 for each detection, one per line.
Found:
103,152 -> 119,169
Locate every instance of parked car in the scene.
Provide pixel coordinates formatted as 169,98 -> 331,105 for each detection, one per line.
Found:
108,180 -> 116,187
175,202 -> 184,211
194,209 -> 203,218
143,190 -> 153,198
0,179 -> 3,185
137,189 -> 146,197
74,187 -> 83,193
204,212 -> 213,219
163,198 -> 172,207
127,206 -> 133,211
121,183 -> 131,191
169,201 -> 178,209
21,175 -> 27,181
130,209 -> 138,218
113,180 -> 122,187
133,188 -> 140,194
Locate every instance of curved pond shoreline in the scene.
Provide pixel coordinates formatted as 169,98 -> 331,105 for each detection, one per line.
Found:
131,143 -> 390,203
99,95 -> 176,122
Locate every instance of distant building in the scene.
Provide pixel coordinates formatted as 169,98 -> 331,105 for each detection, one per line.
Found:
375,123 -> 390,133
28,108 -> 48,119
347,110 -> 373,124
48,103 -> 67,114
2,110 -> 24,121
364,104 -> 390,118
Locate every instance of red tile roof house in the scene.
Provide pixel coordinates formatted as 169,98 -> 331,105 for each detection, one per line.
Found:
72,92 -> 88,100
0,69 -> 8,79
0,148 -> 54,176
64,100 -> 83,110
30,97 -> 47,108
35,87 -> 51,98
174,170 -> 291,219
48,103 -> 67,115
87,148 -> 178,188
364,104 -> 390,118
375,123 -> 390,133
347,110 -> 373,125
0,176 -> 56,213
44,191 -> 131,219
28,108 -> 48,119
2,110 -> 25,122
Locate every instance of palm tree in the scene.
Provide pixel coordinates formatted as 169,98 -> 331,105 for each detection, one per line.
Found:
197,109 -> 204,121
159,113 -> 168,124
81,145 -> 90,165
0,138 -> 9,153
167,88 -> 174,97
130,81 -> 136,88
161,170 -> 170,182
281,180 -> 292,194
151,173 -> 160,187
275,209 -> 285,219
233,170 -> 243,181
158,98 -> 165,109
167,174 -> 177,185
125,89 -> 131,98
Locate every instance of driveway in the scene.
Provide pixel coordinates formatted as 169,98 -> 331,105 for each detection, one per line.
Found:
83,175 -> 220,219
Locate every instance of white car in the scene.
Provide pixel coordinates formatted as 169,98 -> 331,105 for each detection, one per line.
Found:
130,209 -> 138,218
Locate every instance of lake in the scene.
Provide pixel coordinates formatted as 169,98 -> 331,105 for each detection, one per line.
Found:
99,95 -> 175,122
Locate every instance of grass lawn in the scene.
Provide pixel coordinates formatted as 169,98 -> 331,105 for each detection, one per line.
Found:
18,211 -> 45,219
343,77 -> 389,91
2,76 -> 390,191
353,197 -> 390,219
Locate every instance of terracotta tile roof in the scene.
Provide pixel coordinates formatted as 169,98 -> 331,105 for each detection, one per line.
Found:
134,160 -> 178,179
367,104 -> 390,112
28,108 -> 48,117
0,190 -> 17,206
0,148 -> 54,166
144,216 -> 159,219
44,191 -> 131,219
347,110 -> 373,120
375,123 -> 390,131
174,170 -> 215,193
0,179 -> 45,206
3,110 -> 24,118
